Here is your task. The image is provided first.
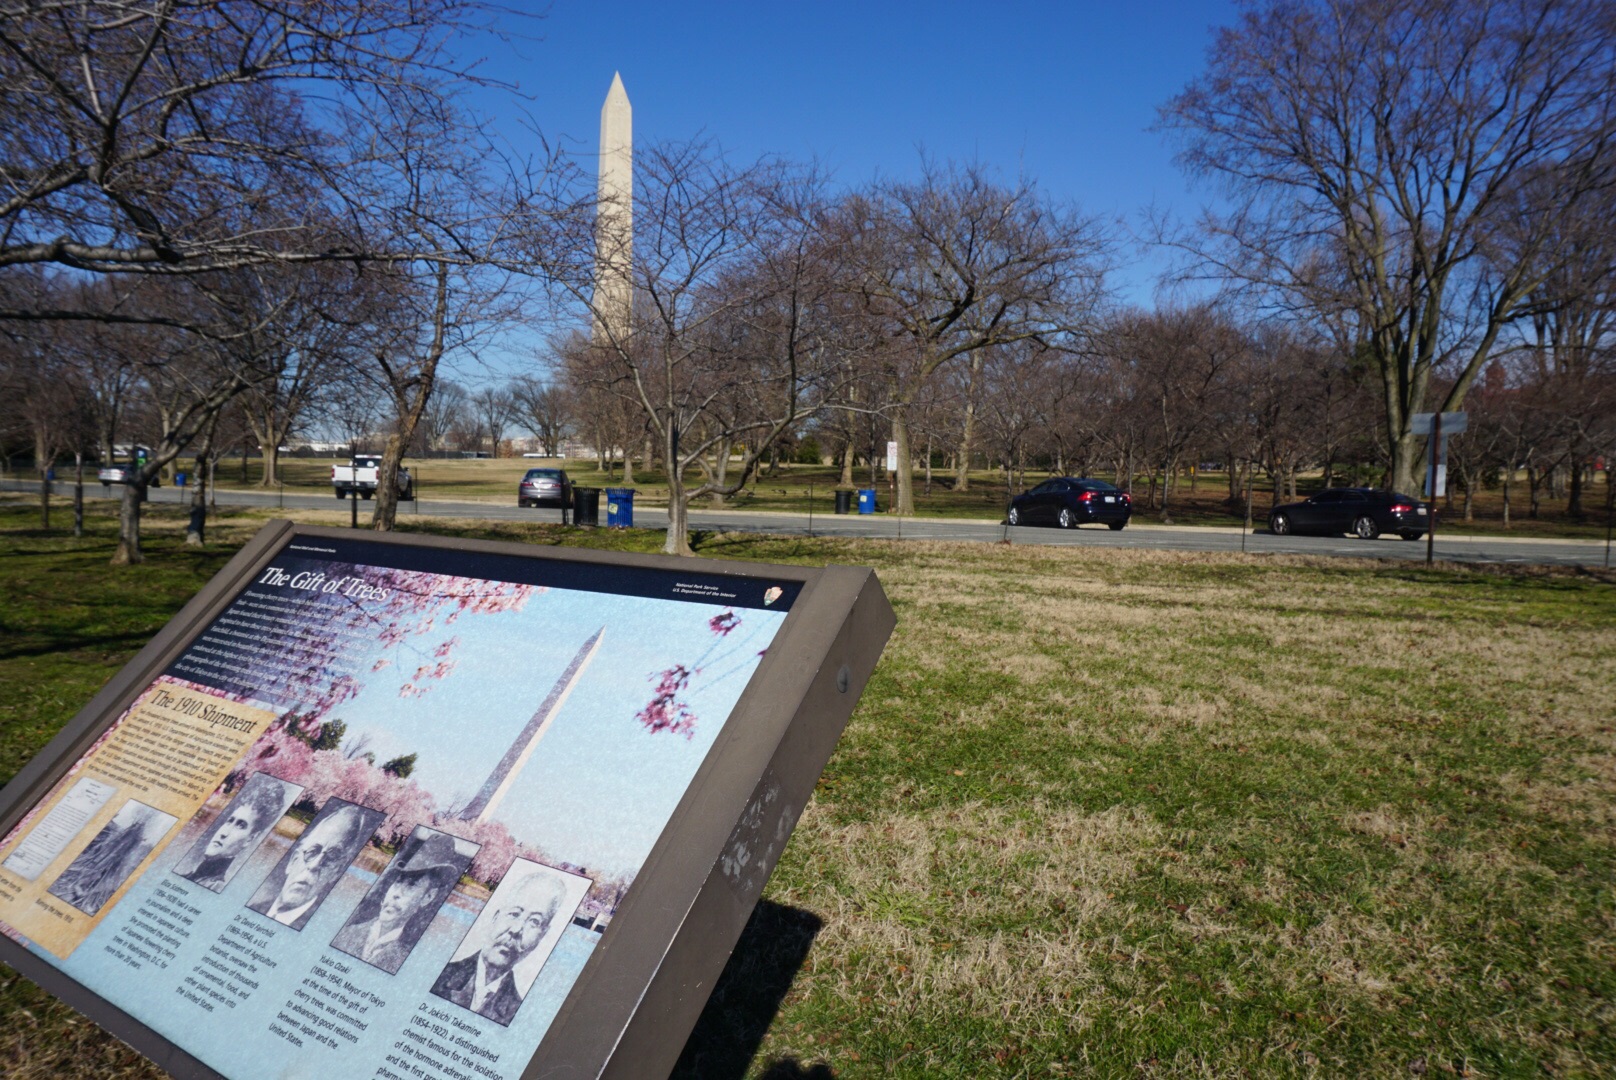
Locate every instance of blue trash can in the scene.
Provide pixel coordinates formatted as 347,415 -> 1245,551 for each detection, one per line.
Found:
857,488 -> 877,514
176,471 -> 188,487
605,487 -> 635,528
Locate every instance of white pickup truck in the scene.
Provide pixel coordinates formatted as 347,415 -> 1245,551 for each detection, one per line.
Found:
331,454 -> 413,500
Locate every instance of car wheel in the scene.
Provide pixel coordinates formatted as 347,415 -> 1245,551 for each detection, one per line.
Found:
1007,506 -> 1021,526
1270,512 -> 1291,536
1352,515 -> 1380,540
1058,507 -> 1074,529
1400,531 -> 1424,541
362,490 -> 372,500
335,490 -> 345,500
1108,521 -> 1126,531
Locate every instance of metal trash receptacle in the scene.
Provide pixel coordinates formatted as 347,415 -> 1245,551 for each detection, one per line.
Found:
572,486 -> 601,526
857,488 -> 877,514
605,487 -> 635,528
834,489 -> 853,514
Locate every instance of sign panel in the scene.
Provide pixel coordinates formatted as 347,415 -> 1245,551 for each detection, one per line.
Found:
0,523 -> 893,1080
885,440 -> 898,472
1410,411 -> 1468,436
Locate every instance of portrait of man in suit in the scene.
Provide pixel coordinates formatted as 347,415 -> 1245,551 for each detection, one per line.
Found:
173,773 -> 300,893
245,799 -> 380,931
330,828 -> 474,975
430,861 -> 584,1027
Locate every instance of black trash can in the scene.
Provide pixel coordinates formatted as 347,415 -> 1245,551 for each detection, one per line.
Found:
572,486 -> 601,526
834,489 -> 854,515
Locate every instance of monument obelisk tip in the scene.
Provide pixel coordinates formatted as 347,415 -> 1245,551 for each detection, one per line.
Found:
594,72 -> 633,344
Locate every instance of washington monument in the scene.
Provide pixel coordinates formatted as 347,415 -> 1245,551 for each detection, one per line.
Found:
459,628 -> 605,823
593,72 -> 632,344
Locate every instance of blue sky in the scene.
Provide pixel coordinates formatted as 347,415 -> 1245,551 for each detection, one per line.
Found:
443,0 -> 1239,382
331,585 -> 787,881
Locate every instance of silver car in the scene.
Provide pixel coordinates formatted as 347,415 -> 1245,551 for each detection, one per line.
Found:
518,468 -> 571,508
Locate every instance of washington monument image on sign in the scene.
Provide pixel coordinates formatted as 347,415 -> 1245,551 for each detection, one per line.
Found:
459,628 -> 605,823
592,73 -> 632,345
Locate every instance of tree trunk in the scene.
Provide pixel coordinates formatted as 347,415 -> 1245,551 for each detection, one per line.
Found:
35,432 -> 54,529
1502,466 -> 1512,529
187,456 -> 209,546
73,451 -> 84,538
891,411 -> 914,514
953,349 -> 983,491
1568,460 -> 1585,521
1388,428 -> 1422,499
1159,456 -> 1177,522
709,437 -> 731,508
112,483 -> 144,565
371,433 -> 408,530
663,424 -> 694,557
839,440 -> 854,487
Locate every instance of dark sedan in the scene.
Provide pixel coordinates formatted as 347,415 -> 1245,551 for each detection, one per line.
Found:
1008,478 -> 1132,529
518,467 -> 571,508
1268,488 -> 1430,540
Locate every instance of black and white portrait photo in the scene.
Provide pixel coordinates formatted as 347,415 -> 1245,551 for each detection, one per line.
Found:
429,859 -> 590,1027
330,827 -> 477,975
245,797 -> 382,931
47,799 -> 178,916
171,772 -> 302,893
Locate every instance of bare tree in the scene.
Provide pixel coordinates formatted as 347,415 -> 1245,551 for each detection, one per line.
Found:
419,379 -> 469,454
472,384 -> 522,457
560,146 -> 853,554
1160,0 -> 1616,493
511,374 -> 572,457
840,160 -> 1111,514
0,0 -> 518,287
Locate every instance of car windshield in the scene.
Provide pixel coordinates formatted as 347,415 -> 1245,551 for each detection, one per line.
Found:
1076,480 -> 1118,491
1389,492 -> 1418,504
524,469 -> 562,480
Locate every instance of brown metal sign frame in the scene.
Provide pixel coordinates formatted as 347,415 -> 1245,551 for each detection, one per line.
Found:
0,520 -> 895,1080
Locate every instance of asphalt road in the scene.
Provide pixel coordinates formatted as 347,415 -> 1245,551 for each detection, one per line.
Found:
14,478 -> 1610,569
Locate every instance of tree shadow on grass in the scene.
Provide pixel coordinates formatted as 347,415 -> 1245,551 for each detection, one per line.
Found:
668,900 -> 833,1080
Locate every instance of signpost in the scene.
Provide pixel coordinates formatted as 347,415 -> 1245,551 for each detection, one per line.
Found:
1412,412 -> 1467,565
0,523 -> 894,1080
885,440 -> 898,509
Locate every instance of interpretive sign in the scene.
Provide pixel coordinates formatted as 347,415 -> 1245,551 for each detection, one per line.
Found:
0,522 -> 894,1080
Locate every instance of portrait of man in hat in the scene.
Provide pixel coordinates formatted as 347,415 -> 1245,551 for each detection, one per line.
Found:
331,827 -> 475,975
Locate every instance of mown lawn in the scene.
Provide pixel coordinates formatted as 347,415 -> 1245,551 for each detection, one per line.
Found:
1,498 -> 1613,1078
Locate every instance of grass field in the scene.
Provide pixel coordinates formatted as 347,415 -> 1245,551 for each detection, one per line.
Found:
1,498 -> 1613,1078
12,452 -> 1608,538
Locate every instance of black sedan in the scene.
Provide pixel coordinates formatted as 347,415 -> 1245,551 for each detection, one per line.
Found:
1268,488 -> 1430,540
1008,478 -> 1132,529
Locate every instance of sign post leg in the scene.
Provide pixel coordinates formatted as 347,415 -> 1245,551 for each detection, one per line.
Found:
1426,412 -> 1441,566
